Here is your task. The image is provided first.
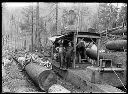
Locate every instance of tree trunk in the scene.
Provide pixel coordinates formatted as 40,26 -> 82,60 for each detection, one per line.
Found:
35,3 -> 41,52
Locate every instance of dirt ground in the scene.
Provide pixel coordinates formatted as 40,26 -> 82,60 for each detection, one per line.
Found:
2,58 -> 41,93
2,50 -> 86,93
2,47 -> 126,93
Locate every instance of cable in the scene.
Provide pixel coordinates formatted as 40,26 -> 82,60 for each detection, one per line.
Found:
112,68 -> 127,91
75,38 -> 84,47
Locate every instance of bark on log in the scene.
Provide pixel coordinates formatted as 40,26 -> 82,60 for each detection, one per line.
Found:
106,40 -> 127,50
24,63 -> 57,91
86,48 -> 126,65
86,48 -> 103,60
101,26 -> 126,34
110,28 -> 127,35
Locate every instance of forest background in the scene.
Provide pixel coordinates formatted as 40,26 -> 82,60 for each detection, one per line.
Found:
2,3 -> 127,54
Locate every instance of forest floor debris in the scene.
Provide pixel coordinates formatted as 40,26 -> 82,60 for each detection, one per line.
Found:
3,49 -> 126,93
2,50 -> 87,93
2,52 -> 41,93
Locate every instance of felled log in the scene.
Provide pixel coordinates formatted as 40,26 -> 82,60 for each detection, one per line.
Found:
106,40 -> 127,50
86,48 -> 103,60
48,84 -> 71,93
110,28 -> 127,35
86,48 -> 126,65
24,63 -> 57,91
101,26 -> 126,34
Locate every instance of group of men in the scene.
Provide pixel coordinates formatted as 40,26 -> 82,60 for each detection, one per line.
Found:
54,40 -> 73,69
54,37 -> 97,69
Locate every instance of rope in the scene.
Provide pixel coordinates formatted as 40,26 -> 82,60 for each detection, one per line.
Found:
90,38 -> 96,46
112,68 -> 127,91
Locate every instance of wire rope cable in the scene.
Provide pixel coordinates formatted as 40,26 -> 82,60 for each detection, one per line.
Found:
112,68 -> 127,91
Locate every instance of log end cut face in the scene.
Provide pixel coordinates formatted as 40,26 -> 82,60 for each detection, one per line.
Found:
38,70 -> 57,91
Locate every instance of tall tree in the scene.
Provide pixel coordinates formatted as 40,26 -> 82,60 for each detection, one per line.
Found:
20,4 -> 45,51
35,3 -> 42,52
98,3 -> 119,32
116,3 -> 127,27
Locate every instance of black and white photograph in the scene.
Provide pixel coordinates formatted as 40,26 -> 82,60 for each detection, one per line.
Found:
2,2 -> 127,93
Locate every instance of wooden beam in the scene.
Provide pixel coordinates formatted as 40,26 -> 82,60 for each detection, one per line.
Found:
73,33 -> 76,68
97,39 -> 100,66
76,35 -> 100,39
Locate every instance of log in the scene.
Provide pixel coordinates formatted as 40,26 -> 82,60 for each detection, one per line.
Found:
101,26 -> 126,34
106,40 -> 127,50
110,28 -> 127,35
86,48 -> 103,60
86,48 -> 126,65
24,63 -> 57,91
48,84 -> 71,93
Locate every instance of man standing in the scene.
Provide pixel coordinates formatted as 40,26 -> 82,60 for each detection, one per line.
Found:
59,42 -> 63,68
65,42 -> 73,68
57,40 -> 65,68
